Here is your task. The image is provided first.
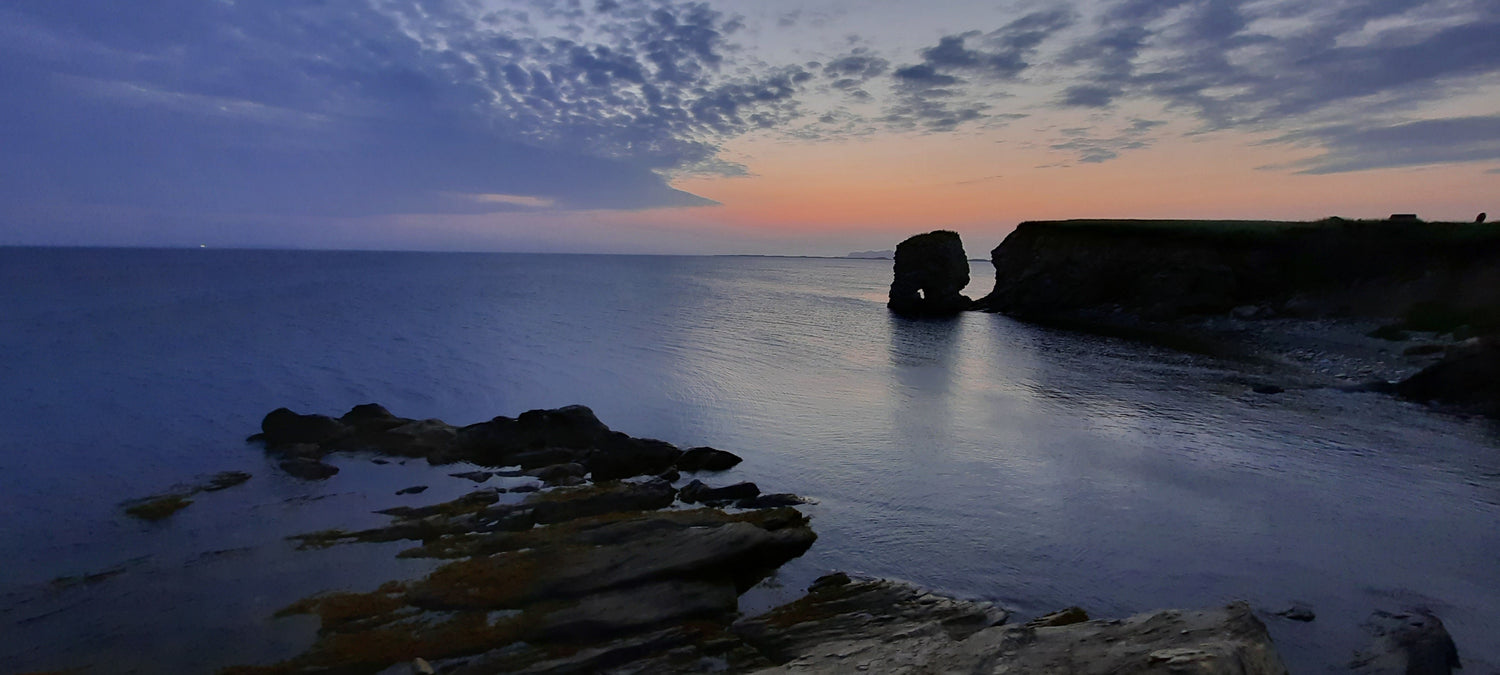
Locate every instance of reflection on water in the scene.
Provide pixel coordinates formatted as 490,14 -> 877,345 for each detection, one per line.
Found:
0,250 -> 1497,672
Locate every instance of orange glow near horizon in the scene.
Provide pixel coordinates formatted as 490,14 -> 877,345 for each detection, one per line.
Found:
653,127 -> 1497,238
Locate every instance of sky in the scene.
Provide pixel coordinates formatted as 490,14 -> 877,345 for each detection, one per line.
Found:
1,0 -> 1497,255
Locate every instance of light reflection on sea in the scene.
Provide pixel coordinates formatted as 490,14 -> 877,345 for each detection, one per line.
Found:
0,248 -> 1496,672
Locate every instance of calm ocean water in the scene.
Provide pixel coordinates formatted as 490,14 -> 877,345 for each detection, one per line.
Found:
1,247 -> 1497,673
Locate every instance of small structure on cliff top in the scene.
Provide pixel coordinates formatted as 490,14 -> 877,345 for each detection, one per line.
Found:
888,230 -> 974,317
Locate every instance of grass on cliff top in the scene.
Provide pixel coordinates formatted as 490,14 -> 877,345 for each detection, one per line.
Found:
1023,218 -> 1500,242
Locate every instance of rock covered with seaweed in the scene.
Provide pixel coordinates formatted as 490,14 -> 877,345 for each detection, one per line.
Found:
226,403 -> 1299,674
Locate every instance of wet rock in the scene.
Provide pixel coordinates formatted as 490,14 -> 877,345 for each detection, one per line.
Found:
261,407 -> 350,447
525,462 -> 587,484
448,470 -> 493,482
437,405 -> 617,466
1275,604 -> 1315,622
122,471 -> 256,520
1350,609 -> 1460,674
396,485 -> 429,495
1342,380 -> 1399,394
1403,344 -> 1446,357
203,471 -> 252,491
888,230 -> 974,317
733,576 -> 1009,665
587,436 -> 684,481
1396,336 -> 1500,415
447,624 -> 772,675
739,581 -> 1285,675
736,493 -> 807,509
1252,384 -> 1285,395
339,403 -> 409,431
383,419 -> 459,455
374,489 -> 502,520
680,480 -> 760,504
510,447 -> 581,470
1368,324 -> 1410,341
524,578 -> 740,641
808,571 -> 851,593
278,457 -> 340,480
676,446 -> 744,472
529,480 -> 677,524
508,484 -> 539,493
514,405 -> 614,450
1027,606 -> 1090,627
123,494 -> 193,521
406,520 -> 816,610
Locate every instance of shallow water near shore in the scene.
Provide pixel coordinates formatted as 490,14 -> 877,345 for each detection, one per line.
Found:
1,247 -> 1497,673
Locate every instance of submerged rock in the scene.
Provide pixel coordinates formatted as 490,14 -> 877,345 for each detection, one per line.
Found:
888,230 -> 974,317
121,470 -> 253,520
1350,609 -> 1460,674
123,494 -> 194,521
1275,604 -> 1315,622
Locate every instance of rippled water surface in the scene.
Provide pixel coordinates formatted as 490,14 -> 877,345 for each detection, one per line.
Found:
2,248 -> 1497,672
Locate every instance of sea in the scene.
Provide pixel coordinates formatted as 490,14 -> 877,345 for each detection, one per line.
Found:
1,247 -> 1497,673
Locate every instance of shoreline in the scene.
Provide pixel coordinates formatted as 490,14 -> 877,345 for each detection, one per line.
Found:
195,404 -> 1297,674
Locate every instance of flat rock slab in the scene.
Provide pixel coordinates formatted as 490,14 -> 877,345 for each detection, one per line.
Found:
738,577 -> 1285,675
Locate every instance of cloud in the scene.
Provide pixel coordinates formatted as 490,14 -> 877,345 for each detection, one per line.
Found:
1059,84 -> 1121,108
1048,118 -> 1167,164
880,10 -> 1074,132
823,49 -> 890,91
1264,115 -> 1500,174
896,10 -> 1075,82
0,0 -> 810,222
1039,0 -> 1500,168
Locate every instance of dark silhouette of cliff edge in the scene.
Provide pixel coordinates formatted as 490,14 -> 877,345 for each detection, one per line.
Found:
976,218 -> 1500,326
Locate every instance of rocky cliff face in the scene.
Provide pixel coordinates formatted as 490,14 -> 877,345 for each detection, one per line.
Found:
977,219 -> 1500,323
888,230 -> 974,316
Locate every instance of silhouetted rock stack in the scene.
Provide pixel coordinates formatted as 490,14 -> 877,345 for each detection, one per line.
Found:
887,230 -> 974,316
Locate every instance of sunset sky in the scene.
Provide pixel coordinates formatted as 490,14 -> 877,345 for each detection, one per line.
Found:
2,0 -> 1497,255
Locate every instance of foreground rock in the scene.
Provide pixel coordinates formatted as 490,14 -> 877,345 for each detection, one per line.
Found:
230,405 -> 1292,674
253,403 -> 707,478
1396,336 -> 1500,416
227,405 -> 817,674
1350,609 -> 1461,674
737,575 -> 1285,674
888,230 -> 975,316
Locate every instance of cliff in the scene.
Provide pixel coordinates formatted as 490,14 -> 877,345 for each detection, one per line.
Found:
978,219 -> 1500,326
